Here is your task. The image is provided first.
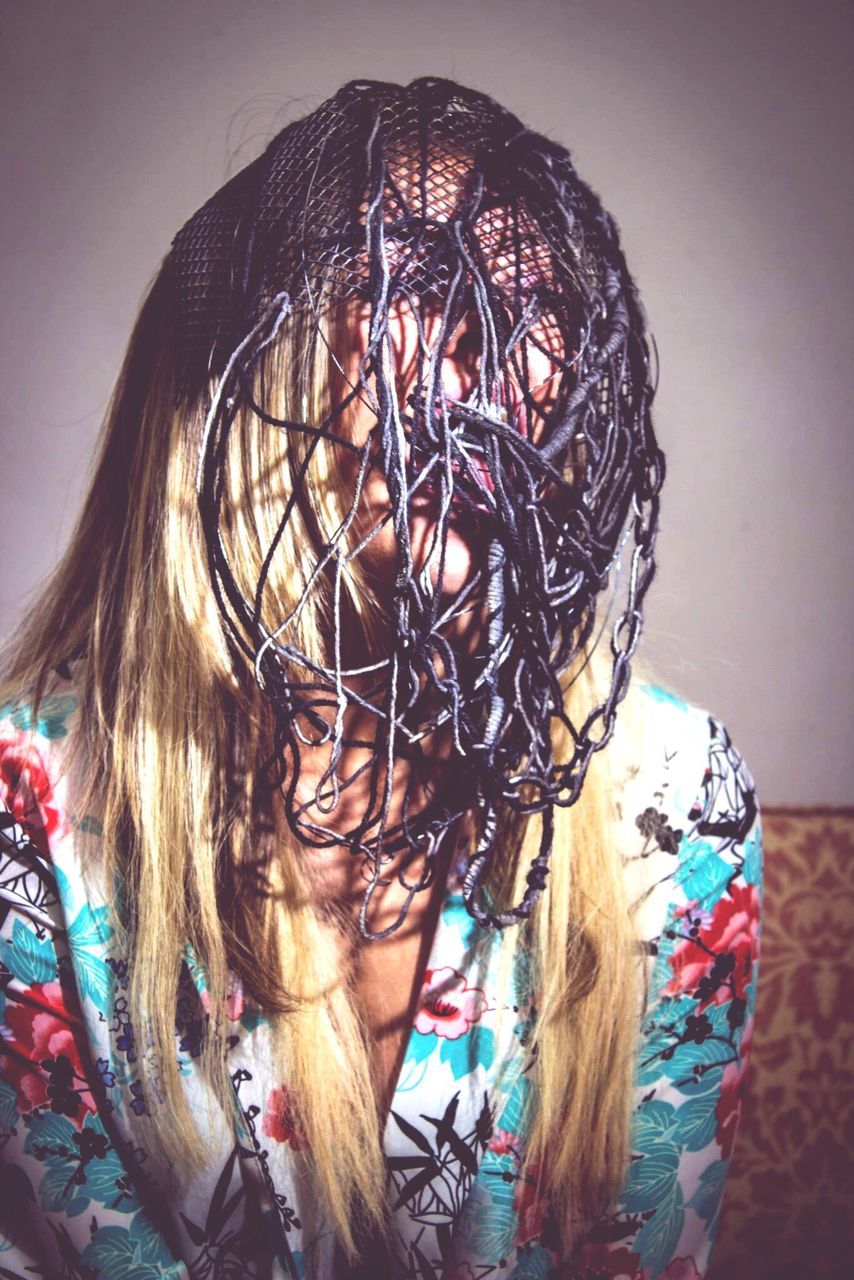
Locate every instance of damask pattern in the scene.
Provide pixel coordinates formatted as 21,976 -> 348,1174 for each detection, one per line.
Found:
707,808 -> 853,1280
0,680 -> 762,1278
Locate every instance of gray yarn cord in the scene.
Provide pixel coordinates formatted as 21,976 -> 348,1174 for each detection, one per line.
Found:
172,77 -> 664,938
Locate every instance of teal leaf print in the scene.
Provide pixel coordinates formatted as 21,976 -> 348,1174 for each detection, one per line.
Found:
83,1139 -> 139,1213
182,942 -> 209,995
674,841 -> 732,906
745,971 -> 759,1020
632,1181 -> 684,1277
462,1165 -> 518,1261
240,1005 -> 266,1034
639,1000 -> 734,1097
395,1052 -> 433,1095
68,903 -> 113,949
286,1247 -> 306,1280
644,913 -> 682,1013
0,917 -> 56,985
637,1023 -> 675,1088
68,904 -> 114,1013
126,1213 -> 179,1269
687,1156 -> 729,1228
38,1155 -> 92,1216
508,1245 -> 553,1279
622,1102 -> 680,1213
672,1093 -> 719,1152
26,1113 -> 94,1219
24,1111 -> 138,1217
640,684 -> 688,711
73,814 -> 104,836
70,947 -> 111,1013
0,1075 -> 20,1134
80,1221 -> 171,1279
4,694 -> 77,740
743,827 -> 762,888
52,858 -> 72,903
662,1002 -> 735,1096
439,1024 -> 495,1080
404,1030 -> 436,1067
636,1098 -> 680,1143
495,1070 -> 529,1135
23,1108 -> 76,1155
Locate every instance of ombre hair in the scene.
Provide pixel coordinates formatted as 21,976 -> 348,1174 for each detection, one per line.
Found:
0,262 -> 653,1258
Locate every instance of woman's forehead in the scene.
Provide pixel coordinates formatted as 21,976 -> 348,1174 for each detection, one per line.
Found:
171,78 -> 597,399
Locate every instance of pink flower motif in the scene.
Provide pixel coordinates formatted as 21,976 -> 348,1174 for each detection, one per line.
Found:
513,1165 -> 548,1247
0,735 -> 61,856
225,973 -> 246,1022
226,989 -> 245,1022
664,882 -> 760,1008
198,978 -> 245,1023
414,966 -> 487,1040
3,982 -> 96,1128
262,1084 -> 306,1150
488,1127 -> 518,1156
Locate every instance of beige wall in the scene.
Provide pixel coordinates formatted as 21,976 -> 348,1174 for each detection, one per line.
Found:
1,0 -> 851,803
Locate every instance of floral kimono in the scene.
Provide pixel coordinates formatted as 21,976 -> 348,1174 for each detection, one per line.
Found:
0,676 -> 761,1279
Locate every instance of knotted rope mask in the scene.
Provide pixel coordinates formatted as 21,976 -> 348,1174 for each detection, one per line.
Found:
168,77 -> 664,937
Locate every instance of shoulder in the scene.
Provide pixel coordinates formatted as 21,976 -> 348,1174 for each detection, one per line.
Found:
636,680 -> 760,857
0,666 -> 80,746
591,684 -> 763,1276
615,679 -> 762,943
0,667 -> 81,861
619,679 -> 760,847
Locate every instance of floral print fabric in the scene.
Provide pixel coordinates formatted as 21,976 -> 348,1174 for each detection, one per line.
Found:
0,678 -> 762,1278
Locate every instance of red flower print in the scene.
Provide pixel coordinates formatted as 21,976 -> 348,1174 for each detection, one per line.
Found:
199,976 -> 246,1023
262,1084 -> 306,1150
664,882 -> 760,1008
488,1126 -> 518,1156
414,966 -> 487,1041
2,982 -> 96,1128
0,734 -> 61,856
513,1165 -> 548,1247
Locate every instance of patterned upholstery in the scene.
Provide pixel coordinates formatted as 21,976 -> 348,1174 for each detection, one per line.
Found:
707,808 -> 854,1280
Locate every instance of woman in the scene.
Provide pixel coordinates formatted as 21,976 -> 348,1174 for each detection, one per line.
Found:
0,78 -> 761,1278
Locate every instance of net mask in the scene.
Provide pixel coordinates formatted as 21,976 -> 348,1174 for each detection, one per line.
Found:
169,77 -> 665,938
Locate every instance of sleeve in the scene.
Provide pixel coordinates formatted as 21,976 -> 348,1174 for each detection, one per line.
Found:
575,712 -> 763,1280
0,710 -> 184,1278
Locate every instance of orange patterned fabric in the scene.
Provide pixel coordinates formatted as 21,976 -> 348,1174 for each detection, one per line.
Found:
707,808 -> 854,1280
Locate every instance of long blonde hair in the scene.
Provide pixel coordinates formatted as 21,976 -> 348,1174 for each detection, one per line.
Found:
1,264 -> 649,1257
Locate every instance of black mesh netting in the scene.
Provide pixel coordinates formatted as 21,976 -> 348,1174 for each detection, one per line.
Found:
168,76 -> 665,936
